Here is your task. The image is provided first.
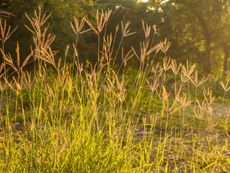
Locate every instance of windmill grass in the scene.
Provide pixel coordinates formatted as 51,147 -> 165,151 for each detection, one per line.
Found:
0,8 -> 230,173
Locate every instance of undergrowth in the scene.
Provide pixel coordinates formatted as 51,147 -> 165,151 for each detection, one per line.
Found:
0,8 -> 230,173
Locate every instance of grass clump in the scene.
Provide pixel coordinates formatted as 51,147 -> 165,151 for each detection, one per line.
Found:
0,8 -> 230,172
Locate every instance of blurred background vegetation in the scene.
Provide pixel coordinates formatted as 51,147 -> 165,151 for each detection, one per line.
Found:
2,0 -> 230,77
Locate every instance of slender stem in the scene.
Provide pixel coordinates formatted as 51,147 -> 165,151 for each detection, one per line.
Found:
114,37 -> 124,66
97,33 -> 101,66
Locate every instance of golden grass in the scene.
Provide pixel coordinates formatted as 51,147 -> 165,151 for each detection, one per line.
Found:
0,8 -> 230,172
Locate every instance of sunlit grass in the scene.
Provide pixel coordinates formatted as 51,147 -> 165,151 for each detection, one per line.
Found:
0,8 -> 230,172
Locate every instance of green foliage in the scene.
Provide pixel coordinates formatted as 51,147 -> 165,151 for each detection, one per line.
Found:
5,0 -> 230,76
0,8 -> 230,172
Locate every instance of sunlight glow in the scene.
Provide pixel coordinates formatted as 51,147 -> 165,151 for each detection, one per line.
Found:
161,0 -> 170,4
138,0 -> 149,3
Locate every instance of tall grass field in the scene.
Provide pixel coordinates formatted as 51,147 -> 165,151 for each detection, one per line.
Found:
0,8 -> 230,172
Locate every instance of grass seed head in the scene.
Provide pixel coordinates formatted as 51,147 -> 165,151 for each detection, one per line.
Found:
220,80 -> 230,92
121,21 -> 135,38
85,9 -> 112,34
0,19 -> 17,43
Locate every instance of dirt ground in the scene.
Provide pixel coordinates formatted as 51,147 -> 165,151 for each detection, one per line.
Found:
213,103 -> 230,117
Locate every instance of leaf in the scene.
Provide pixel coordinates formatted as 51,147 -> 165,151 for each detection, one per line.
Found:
227,158 -> 230,165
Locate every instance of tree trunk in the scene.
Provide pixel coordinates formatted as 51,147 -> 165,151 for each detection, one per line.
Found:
223,45 -> 230,77
203,41 -> 211,74
197,15 -> 212,74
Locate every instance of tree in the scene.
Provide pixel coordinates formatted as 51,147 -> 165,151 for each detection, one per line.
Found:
148,0 -> 230,75
220,4 -> 230,77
